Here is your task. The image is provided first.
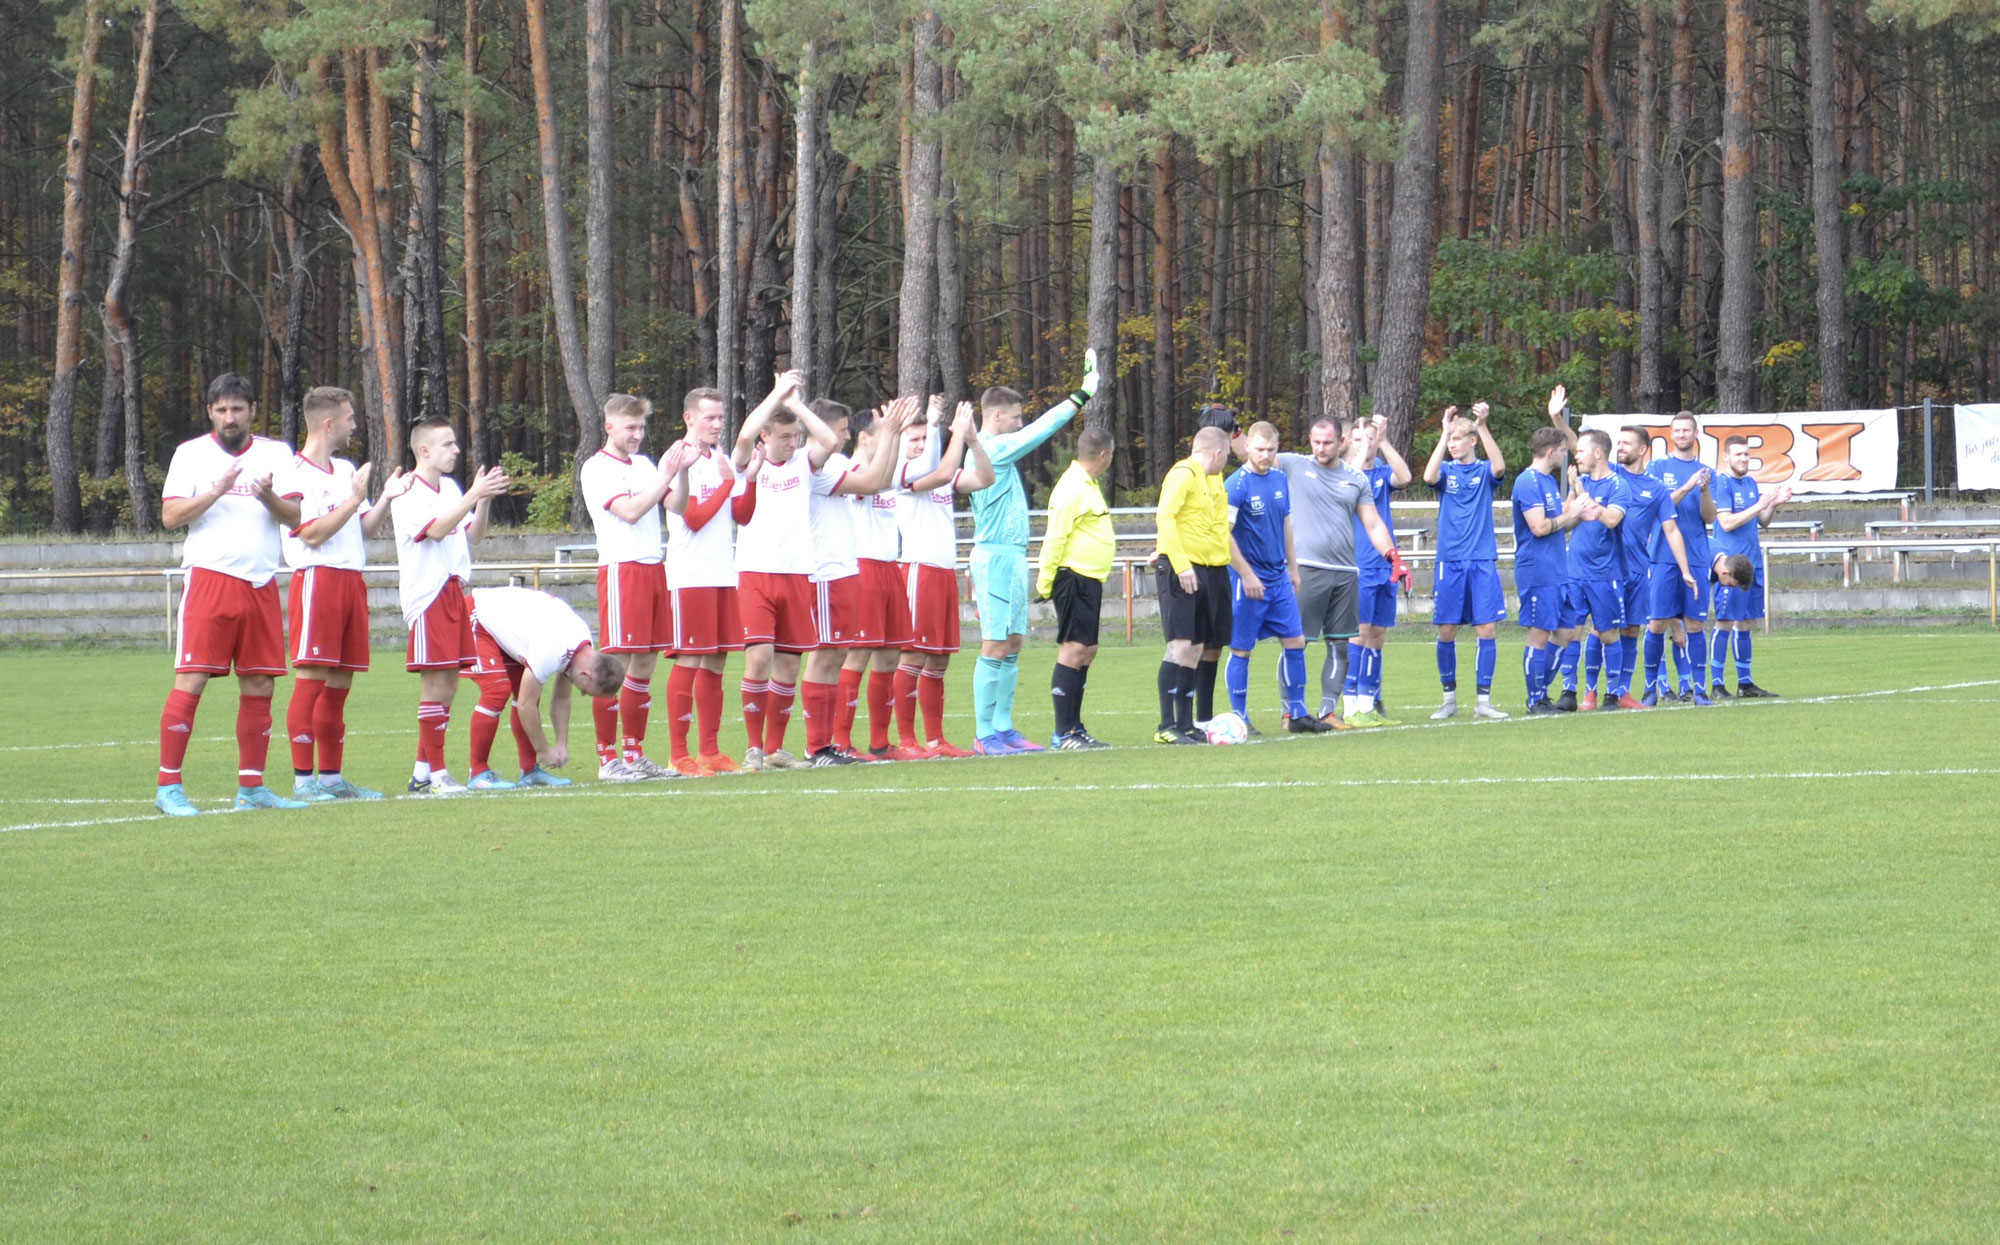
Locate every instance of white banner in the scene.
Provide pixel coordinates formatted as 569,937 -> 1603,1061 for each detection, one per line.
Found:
1578,409 -> 1899,495
1953,404 -> 2000,491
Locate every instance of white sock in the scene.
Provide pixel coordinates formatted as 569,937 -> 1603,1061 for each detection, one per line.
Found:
318,771 -> 342,787
1357,694 -> 1375,715
412,762 -> 431,782
433,769 -> 453,786
1476,692 -> 1492,705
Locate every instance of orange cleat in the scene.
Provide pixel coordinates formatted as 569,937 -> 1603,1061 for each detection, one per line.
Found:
1614,694 -> 1650,710
872,743 -> 931,761
924,739 -> 975,759
671,754 -> 711,778
696,752 -> 741,773
1318,712 -> 1357,731
1581,691 -> 1598,712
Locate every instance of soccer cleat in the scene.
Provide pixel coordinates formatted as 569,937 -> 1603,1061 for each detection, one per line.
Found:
1345,710 -> 1387,728
1737,681 -> 1779,699
1614,693 -> 1650,710
1318,712 -> 1356,732
1473,701 -> 1510,721
320,778 -> 383,800
1155,727 -> 1200,745
998,729 -> 1046,753
974,734 -> 1017,755
870,743 -> 930,762
429,774 -> 470,795
1554,690 -> 1578,713
625,755 -> 682,780
1526,700 -> 1561,716
236,785 -> 309,811
468,769 -> 518,791
671,754 -> 712,778
697,752 -> 741,774
924,739 -> 975,759
154,783 -> 201,818
1285,714 -> 1333,734
291,776 -> 339,803
1689,689 -> 1715,707
517,766 -> 571,788
1430,701 -> 1458,720
598,758 -> 645,783
1710,681 -> 1734,700
764,749 -> 803,770
1639,688 -> 1659,708
741,746 -> 766,773
407,777 -> 434,796
1580,690 -> 1598,712
809,746 -> 861,767
1052,728 -> 1111,751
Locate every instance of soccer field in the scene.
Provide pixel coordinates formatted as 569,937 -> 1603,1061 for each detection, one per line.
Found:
3,631 -> 1998,1240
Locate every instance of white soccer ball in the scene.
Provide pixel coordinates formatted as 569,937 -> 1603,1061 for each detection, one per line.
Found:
1205,712 -> 1249,746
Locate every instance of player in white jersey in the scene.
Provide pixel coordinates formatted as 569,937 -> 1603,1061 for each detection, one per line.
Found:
891,402 -> 994,757
390,417 -> 509,794
274,386 -> 402,803
152,373 -> 307,816
579,392 -> 696,783
731,371 -> 841,770
662,386 -> 753,775
464,586 -> 627,789
799,394 -> 918,766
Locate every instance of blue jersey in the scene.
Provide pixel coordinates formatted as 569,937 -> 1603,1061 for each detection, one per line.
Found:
1711,471 -> 1763,560
969,401 -> 1079,549
1614,466 -> 1667,580
1355,461 -> 1397,586
1510,469 -> 1567,591
1568,472 -> 1632,582
1225,466 -> 1292,582
1436,460 -> 1501,561
1647,456 -> 1712,566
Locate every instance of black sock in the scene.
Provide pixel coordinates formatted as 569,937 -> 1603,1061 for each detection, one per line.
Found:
1052,663 -> 1084,735
1195,658 -> 1219,721
1177,665 -> 1198,732
1157,661 -> 1180,730
1076,664 -> 1092,732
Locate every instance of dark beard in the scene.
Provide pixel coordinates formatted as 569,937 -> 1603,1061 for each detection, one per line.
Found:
214,427 -> 250,453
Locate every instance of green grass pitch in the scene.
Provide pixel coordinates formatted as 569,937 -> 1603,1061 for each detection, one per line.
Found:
3,629 -> 1999,1240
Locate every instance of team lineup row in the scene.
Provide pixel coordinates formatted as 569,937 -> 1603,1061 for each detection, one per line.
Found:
147,361 -> 1785,815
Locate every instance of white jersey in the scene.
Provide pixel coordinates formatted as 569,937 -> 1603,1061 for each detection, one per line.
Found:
666,447 -> 739,589
469,586 -> 592,683
162,433 -> 295,587
579,448 -> 665,564
855,489 -> 901,563
277,454 -> 371,571
896,456 -> 963,570
808,452 -> 863,583
391,473 -> 475,626
734,452 -> 817,575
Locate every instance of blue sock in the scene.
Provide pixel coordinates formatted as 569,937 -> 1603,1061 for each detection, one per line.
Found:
1735,629 -> 1753,683
1672,639 -> 1692,693
1687,632 -> 1707,693
1525,645 -> 1549,704
1362,647 -> 1383,698
1281,646 -> 1309,718
1602,634 -> 1625,694
1475,638 -> 1496,693
1541,641 -> 1562,696
1343,641 -> 1365,695
1619,636 -> 1639,695
1644,632 -> 1665,693
973,656 -> 1003,738
1436,640 -> 1457,691
994,654 -> 1020,733
1710,630 -> 1729,687
1226,652 -> 1251,717
1584,633 -> 1603,693
1559,641 -> 1580,692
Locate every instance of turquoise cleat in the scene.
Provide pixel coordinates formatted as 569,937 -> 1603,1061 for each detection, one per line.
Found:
236,785 -> 310,811
517,766 -> 572,788
292,777 -> 339,803
318,778 -> 383,800
154,783 -> 201,818
468,769 -> 518,791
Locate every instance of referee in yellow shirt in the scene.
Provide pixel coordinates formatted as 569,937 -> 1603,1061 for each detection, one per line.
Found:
1154,425 -> 1233,743
1036,427 -> 1117,749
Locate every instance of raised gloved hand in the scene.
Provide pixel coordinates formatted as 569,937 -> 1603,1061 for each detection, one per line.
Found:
1388,547 -> 1413,591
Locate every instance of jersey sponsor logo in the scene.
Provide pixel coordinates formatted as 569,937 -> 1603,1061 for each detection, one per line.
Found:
762,474 -> 803,492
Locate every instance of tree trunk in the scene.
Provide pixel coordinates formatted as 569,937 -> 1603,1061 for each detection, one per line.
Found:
1375,0 -> 1445,456
1635,3 -> 1666,412
935,174 -> 968,404
585,0 -> 614,409
716,0 -> 742,418
1660,0 -> 1693,410
278,150 -> 310,448
404,45 -> 448,430
1087,146 -> 1120,445
1591,0 -> 1635,412
463,0 -> 488,466
896,12 -> 943,397
790,41 -> 819,383
1318,0 -> 1361,426
1718,0 -> 1759,412
1808,0 -> 1848,409
1204,158 -> 1230,400
680,0 -> 716,385
524,0 -> 600,484
102,0 -> 163,531
94,331 -> 122,480
1450,0 -> 1489,239
47,0 -> 106,533
743,66 -> 784,398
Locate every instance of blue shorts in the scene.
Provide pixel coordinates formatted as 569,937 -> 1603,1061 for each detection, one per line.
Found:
1619,577 -> 1649,631
1567,580 -> 1626,632
1230,572 -> 1305,649
1713,577 -> 1766,622
1647,561 -> 1711,621
1517,584 -> 1564,632
969,546 -> 1030,642
1432,560 -> 1506,627
1357,579 -> 1399,629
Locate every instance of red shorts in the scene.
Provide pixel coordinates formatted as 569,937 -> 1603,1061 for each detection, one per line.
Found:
904,563 -> 961,655
669,585 -> 743,654
176,567 -> 287,676
407,578 -> 475,671
812,573 -> 874,647
287,565 -> 371,671
467,619 -> 524,690
598,560 -> 673,653
862,558 -> 913,648
738,570 -> 816,653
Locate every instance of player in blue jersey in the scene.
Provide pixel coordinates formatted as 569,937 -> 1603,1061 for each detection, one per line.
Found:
1709,434 -> 1790,698
966,350 -> 1101,754
1645,412 -> 1718,706
1564,429 -> 1636,711
1225,422 -> 1325,734
1588,427 -> 1684,709
1336,414 -> 1413,726
1421,400 -> 1509,720
1511,426 -> 1586,714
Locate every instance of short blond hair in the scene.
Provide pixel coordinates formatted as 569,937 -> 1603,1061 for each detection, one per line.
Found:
302,386 -> 353,425
603,393 -> 651,422
1447,417 -> 1476,441
1245,420 -> 1280,444
1192,426 -> 1230,455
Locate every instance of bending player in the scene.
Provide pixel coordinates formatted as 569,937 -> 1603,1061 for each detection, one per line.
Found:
1709,435 -> 1788,698
662,387 -> 750,775
893,402 -> 994,757
153,373 -> 308,815
1421,401 -> 1508,720
277,385 -> 400,801
1037,425 -> 1117,749
465,586 -> 627,789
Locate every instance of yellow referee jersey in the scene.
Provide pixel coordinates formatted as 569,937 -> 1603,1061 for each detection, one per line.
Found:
1036,460 -> 1116,597
1156,455 -> 1229,573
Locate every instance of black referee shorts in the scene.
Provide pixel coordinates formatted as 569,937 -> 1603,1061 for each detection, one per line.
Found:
1155,558 -> 1232,646
1051,567 -> 1105,647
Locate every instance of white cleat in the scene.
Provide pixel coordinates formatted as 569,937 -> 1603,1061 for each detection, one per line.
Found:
1473,700 -> 1510,720
741,746 -> 766,773
624,755 -> 681,781
597,758 -> 646,783
764,748 -> 802,770
1430,699 -> 1459,720
429,773 -> 470,795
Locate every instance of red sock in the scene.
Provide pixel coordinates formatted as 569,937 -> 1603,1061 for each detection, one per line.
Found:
665,663 -> 698,760
695,667 -> 724,755
315,684 -> 350,774
287,678 -> 323,773
510,706 -> 538,773
918,668 -> 947,743
470,678 -> 509,774
619,675 -> 651,762
764,682 -> 796,753
741,678 -> 768,747
418,701 -> 449,772
158,687 -> 201,786
866,670 -> 895,751
835,667 -> 863,750
894,662 -> 922,746
237,693 -> 274,787
803,680 -> 835,755
591,694 -> 619,764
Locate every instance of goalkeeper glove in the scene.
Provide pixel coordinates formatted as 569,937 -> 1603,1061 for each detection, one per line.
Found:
1388,547 -> 1413,591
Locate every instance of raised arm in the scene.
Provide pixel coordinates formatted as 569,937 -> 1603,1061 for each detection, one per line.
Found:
297,462 -> 374,548
1546,384 -> 1578,454
360,469 -> 408,538
837,398 -> 919,495
733,371 -> 801,470
907,403 -> 975,492
1473,402 -> 1505,478
790,391 -> 844,472
1372,414 -> 1413,488
1420,405 -> 1457,487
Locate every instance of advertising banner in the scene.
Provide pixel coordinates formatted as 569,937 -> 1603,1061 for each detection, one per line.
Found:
1953,404 -> 2000,491
1578,409 -> 1899,494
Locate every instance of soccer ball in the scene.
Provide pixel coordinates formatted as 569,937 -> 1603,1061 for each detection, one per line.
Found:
1204,712 -> 1249,746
